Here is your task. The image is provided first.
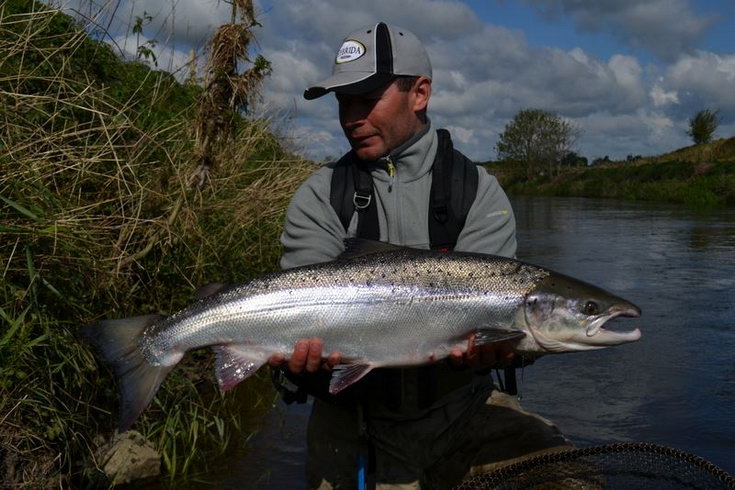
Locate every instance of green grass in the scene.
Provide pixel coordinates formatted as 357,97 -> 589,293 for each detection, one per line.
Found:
490,159 -> 735,209
1,1 -> 315,486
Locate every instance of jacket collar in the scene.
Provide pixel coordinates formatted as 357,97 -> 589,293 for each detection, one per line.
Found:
365,119 -> 436,184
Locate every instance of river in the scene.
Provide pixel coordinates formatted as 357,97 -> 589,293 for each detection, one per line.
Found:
195,196 -> 735,487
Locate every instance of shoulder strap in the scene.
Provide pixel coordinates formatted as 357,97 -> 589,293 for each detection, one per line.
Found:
329,153 -> 380,240
330,154 -> 355,232
429,129 -> 479,251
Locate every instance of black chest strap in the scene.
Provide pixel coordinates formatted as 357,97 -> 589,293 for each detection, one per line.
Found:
428,129 -> 478,251
329,152 -> 380,241
329,129 -> 479,250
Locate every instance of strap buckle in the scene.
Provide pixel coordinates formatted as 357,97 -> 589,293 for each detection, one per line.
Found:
353,192 -> 372,210
270,368 -> 308,405
433,204 -> 448,223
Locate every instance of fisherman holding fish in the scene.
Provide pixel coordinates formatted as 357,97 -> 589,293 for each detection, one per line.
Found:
272,22 -> 571,489
85,21 -> 642,490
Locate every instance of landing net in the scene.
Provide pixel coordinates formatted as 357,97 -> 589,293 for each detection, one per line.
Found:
454,442 -> 734,489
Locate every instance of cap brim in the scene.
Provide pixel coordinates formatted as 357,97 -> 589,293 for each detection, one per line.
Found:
304,72 -> 394,100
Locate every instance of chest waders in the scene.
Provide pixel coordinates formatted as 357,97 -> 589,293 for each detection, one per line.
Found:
334,129 -> 493,489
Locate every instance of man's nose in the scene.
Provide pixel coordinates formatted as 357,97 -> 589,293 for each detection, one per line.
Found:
339,100 -> 368,128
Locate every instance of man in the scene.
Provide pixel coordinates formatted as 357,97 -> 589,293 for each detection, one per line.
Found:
270,22 -> 569,489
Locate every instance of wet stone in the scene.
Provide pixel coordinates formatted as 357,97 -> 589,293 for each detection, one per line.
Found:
99,430 -> 160,485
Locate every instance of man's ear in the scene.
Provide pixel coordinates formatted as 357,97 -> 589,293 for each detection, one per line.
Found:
411,76 -> 431,113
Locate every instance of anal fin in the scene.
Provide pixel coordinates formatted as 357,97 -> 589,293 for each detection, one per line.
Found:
329,363 -> 373,394
213,345 -> 268,392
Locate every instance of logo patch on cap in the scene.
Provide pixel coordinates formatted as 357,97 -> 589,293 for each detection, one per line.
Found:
335,40 -> 365,64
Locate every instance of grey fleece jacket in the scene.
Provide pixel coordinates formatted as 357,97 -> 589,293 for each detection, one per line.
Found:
280,121 -> 517,268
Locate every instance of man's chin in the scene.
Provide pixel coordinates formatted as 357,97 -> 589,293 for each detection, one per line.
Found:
353,146 -> 386,161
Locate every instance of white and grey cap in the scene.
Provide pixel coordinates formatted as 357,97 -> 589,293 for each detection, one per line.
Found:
304,22 -> 432,100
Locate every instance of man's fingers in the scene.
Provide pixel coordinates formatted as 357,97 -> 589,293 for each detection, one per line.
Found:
288,339 -> 310,373
325,351 -> 342,371
305,338 -> 323,372
449,348 -> 463,367
465,334 -> 480,367
268,352 -> 285,368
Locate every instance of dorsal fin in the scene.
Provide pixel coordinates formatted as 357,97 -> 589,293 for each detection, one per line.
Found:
195,282 -> 229,300
338,239 -> 403,261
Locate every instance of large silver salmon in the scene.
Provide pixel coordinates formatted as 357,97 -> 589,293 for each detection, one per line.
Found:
85,240 -> 641,430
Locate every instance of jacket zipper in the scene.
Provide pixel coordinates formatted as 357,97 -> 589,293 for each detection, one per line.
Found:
385,156 -> 395,192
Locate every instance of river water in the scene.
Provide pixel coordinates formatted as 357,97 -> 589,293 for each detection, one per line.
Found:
199,196 -> 735,487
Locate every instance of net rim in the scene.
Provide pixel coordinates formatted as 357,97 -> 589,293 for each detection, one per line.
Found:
461,442 -> 735,488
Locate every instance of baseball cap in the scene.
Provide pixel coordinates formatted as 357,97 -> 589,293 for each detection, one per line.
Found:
304,22 -> 432,100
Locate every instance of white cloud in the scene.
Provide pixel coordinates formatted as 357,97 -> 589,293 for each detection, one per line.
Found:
575,109 -> 683,159
663,52 -> 735,113
445,126 -> 474,145
650,84 -> 679,107
608,55 -> 642,90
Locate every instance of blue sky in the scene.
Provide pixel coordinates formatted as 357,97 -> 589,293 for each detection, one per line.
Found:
58,0 -> 735,162
467,0 -> 735,61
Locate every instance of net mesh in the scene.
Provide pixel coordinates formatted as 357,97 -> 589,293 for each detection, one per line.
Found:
454,442 -> 735,489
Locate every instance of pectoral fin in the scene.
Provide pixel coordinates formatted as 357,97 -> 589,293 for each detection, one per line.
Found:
473,328 -> 526,346
329,363 -> 374,394
213,345 -> 267,392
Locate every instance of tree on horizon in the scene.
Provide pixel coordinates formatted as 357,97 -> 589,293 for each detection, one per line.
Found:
687,108 -> 719,145
495,108 -> 580,179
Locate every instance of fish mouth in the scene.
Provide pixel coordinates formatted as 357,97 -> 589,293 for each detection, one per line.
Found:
584,305 -> 642,345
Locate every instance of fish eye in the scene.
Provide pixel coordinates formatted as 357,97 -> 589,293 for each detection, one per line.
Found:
582,301 -> 600,316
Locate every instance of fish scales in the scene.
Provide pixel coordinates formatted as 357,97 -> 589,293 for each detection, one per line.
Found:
140,250 -> 547,365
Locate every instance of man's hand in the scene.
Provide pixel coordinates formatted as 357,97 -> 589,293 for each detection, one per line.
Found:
267,338 -> 342,374
449,334 -> 515,369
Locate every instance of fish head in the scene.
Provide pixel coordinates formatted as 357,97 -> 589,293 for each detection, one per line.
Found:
521,273 -> 641,353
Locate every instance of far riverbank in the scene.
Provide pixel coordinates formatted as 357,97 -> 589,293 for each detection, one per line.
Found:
485,137 -> 735,208
487,159 -> 735,208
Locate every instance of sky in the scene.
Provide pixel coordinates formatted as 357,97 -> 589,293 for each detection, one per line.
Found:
56,0 -> 735,162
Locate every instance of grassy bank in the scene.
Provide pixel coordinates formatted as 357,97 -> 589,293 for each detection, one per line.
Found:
487,138 -> 735,208
1,1 -> 313,486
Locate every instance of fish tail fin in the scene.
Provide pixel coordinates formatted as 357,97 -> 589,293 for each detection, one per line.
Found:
83,314 -> 172,431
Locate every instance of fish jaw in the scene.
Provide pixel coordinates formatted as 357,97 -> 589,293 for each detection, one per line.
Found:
582,304 -> 642,346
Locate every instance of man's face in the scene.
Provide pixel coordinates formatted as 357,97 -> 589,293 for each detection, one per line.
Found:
337,78 -> 427,161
